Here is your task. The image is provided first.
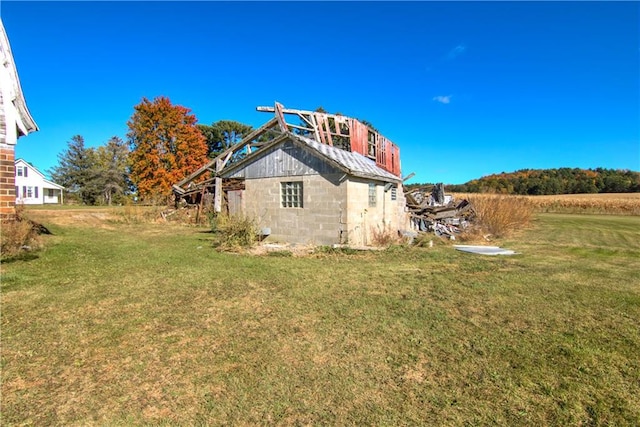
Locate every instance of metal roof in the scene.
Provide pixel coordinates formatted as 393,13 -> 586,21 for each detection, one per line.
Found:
294,135 -> 401,182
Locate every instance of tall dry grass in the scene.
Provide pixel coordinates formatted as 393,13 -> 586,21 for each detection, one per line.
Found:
0,206 -> 43,260
455,193 -> 640,216
466,194 -> 533,238
370,225 -> 402,247
524,193 -> 640,215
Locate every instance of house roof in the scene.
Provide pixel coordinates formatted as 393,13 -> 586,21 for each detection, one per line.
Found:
222,131 -> 401,183
15,158 -> 64,189
0,19 -> 38,136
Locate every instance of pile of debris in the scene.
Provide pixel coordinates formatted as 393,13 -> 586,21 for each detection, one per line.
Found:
405,183 -> 475,239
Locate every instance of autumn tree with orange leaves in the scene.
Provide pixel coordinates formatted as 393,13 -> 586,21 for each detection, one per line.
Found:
127,96 -> 208,203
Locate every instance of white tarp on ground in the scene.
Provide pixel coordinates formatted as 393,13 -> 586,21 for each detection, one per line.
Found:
453,245 -> 518,256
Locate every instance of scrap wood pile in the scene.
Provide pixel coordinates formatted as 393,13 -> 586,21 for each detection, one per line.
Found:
405,183 -> 475,239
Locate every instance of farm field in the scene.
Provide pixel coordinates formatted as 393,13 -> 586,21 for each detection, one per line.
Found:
1,207 -> 640,425
455,192 -> 640,216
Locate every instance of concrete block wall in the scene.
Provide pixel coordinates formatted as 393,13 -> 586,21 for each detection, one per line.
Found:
243,174 -> 347,245
345,179 -> 410,246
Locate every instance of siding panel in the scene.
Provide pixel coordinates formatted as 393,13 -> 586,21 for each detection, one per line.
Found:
225,141 -> 341,179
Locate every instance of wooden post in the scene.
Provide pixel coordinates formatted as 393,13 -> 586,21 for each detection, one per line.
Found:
214,177 -> 222,213
195,184 -> 206,224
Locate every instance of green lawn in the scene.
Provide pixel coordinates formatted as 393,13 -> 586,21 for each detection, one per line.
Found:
2,212 -> 639,425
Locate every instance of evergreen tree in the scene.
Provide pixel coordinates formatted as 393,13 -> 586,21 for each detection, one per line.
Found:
197,120 -> 253,159
49,135 -> 97,204
92,136 -> 130,205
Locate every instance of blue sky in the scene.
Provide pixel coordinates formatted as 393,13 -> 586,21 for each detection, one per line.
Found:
2,1 -> 639,184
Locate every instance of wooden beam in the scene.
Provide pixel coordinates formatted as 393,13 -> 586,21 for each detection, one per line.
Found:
286,123 -> 314,132
274,102 -> 289,133
257,105 -> 320,116
174,116 -> 279,189
217,151 -> 234,172
296,113 -> 315,128
402,172 -> 416,182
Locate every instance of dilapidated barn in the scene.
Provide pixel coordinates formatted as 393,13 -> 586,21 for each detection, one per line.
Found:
173,103 -> 410,246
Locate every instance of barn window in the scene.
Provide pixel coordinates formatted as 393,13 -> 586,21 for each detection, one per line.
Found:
367,131 -> 376,158
368,183 -> 377,207
391,186 -> 397,201
281,181 -> 303,208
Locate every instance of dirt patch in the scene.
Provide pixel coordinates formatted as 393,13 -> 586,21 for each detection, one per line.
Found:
246,242 -> 316,257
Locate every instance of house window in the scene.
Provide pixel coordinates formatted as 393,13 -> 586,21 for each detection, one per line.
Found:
281,181 -> 303,208
391,186 -> 397,201
48,189 -> 54,197
26,187 -> 33,198
368,183 -> 377,207
17,167 -> 23,177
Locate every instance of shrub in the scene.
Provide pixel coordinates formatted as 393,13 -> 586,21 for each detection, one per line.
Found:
467,194 -> 533,238
210,213 -> 258,250
1,207 -> 43,260
370,225 -> 400,247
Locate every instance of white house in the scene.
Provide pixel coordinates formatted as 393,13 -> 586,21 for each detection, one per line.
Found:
14,158 -> 64,205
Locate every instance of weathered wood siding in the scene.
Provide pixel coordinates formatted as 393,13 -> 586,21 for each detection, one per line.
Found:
225,140 -> 341,179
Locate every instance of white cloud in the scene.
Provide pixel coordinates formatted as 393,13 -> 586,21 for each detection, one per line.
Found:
447,44 -> 466,60
433,95 -> 452,104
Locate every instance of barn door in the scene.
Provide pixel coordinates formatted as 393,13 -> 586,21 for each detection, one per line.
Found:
227,190 -> 245,216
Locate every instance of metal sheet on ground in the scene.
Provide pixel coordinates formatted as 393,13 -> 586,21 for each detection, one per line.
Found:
453,245 -> 518,255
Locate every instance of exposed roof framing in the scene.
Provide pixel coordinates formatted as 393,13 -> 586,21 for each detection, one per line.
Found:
173,102 -> 402,208
255,104 -> 401,177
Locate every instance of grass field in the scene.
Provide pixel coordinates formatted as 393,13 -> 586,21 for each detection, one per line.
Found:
1,207 -> 639,425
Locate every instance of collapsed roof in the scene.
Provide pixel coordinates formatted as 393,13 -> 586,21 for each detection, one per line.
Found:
173,102 -> 402,208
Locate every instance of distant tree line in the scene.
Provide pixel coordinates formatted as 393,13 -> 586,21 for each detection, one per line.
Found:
408,168 -> 640,195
